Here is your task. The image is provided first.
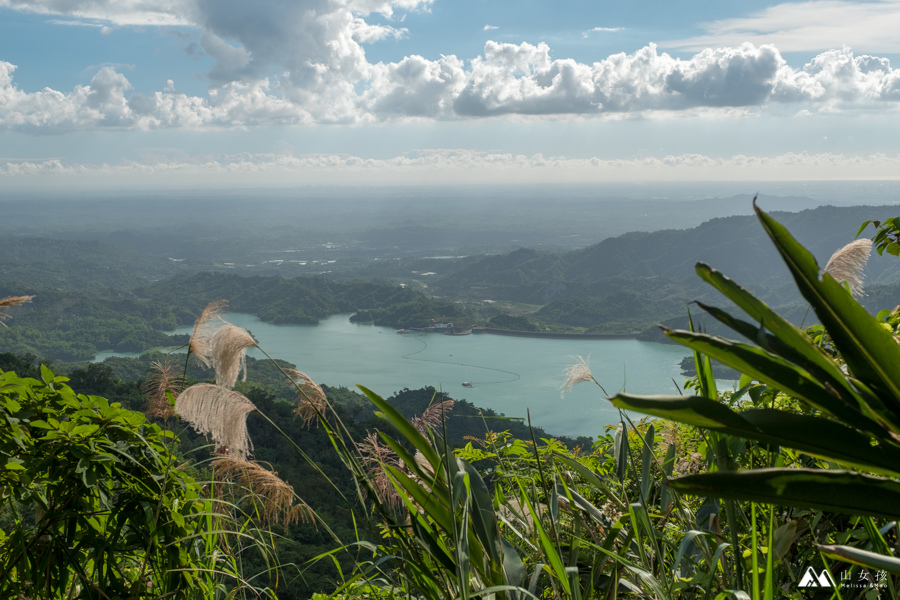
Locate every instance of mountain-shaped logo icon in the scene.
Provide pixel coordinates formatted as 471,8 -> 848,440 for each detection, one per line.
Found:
798,566 -> 836,587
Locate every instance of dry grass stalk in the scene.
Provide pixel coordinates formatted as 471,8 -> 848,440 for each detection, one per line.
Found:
0,295 -> 34,326
175,383 -> 256,458
210,323 -> 256,389
411,399 -> 455,435
212,455 -> 312,528
188,299 -> 228,367
287,369 -> 329,428
823,239 -> 873,297
357,432 -> 403,511
560,355 -> 593,398
142,359 -> 185,419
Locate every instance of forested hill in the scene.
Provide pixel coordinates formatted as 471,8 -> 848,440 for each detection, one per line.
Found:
0,272 -> 467,361
135,272 -> 466,327
432,204 -> 900,304
0,237 -> 192,291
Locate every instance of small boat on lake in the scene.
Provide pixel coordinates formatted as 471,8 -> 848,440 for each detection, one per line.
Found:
462,382 -> 476,388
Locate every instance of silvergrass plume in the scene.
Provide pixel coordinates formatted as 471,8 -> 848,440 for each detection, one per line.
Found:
175,383 -> 255,458
287,369 -> 329,429
411,399 -> 455,435
210,323 -> 256,389
211,455 -> 313,528
560,355 -> 593,398
823,238 -> 873,297
142,359 -> 184,419
189,299 -> 228,367
357,432 -> 403,512
0,295 -> 34,327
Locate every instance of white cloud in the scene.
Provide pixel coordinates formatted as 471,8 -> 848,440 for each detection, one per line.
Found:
583,26 -> 624,37
483,24 -> 499,31
666,0 -> 900,53
3,0 -> 900,131
4,149 -> 900,187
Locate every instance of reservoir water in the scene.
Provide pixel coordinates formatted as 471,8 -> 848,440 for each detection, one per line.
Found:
114,313 -> 695,439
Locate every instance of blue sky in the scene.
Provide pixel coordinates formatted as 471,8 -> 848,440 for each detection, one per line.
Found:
2,0 -> 900,188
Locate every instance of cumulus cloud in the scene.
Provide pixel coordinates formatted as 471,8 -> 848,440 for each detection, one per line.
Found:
483,24 -> 499,31
4,149 -> 900,187
2,0 -> 900,130
666,0 -> 900,54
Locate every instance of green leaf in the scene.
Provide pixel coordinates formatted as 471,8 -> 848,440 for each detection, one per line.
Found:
663,328 -> 882,434
640,423 -> 654,504
517,483 -> 571,596
461,459 -> 501,564
756,205 -> 900,431
358,385 -> 440,469
818,544 -> 900,575
856,221 -> 872,237
613,421 -> 628,483
660,442 -> 676,512
669,469 -> 900,520
4,458 -> 25,470
610,394 -> 900,477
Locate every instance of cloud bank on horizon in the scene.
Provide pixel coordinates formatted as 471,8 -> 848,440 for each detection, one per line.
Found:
1,0 -> 900,184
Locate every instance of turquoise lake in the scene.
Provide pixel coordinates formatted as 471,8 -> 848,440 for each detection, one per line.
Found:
110,313 -> 702,438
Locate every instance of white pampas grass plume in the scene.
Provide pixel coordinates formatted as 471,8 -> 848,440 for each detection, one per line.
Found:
175,383 -> 255,458
411,399 -> 455,435
823,239 -> 873,297
189,300 -> 228,366
212,455 -> 312,528
357,432 -> 403,511
287,369 -> 329,429
0,295 -> 34,326
209,323 -> 256,389
560,355 -> 594,398
142,359 -> 184,419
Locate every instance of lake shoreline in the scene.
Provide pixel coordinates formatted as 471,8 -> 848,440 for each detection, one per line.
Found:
472,327 -> 638,340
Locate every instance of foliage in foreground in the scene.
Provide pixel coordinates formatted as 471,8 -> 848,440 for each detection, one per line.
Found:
0,367 -> 272,598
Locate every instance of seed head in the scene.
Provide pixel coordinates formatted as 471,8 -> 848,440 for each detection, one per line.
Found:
823,239 -> 873,297
287,369 -> 329,429
0,295 -> 34,326
175,383 -> 255,458
142,359 -> 184,419
212,455 -> 312,528
560,355 -> 593,398
188,300 -> 228,367
209,323 -> 256,389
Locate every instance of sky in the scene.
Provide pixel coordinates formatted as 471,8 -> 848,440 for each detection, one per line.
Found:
2,0 -> 900,188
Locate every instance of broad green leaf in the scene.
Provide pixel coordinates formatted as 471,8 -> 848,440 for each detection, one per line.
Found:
694,265 -> 851,387
818,544 -> 900,575
461,459 -> 501,564
756,205 -> 900,430
359,385 -> 440,469
663,329 -> 883,434
670,469 -> 900,520
611,394 -> 900,476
